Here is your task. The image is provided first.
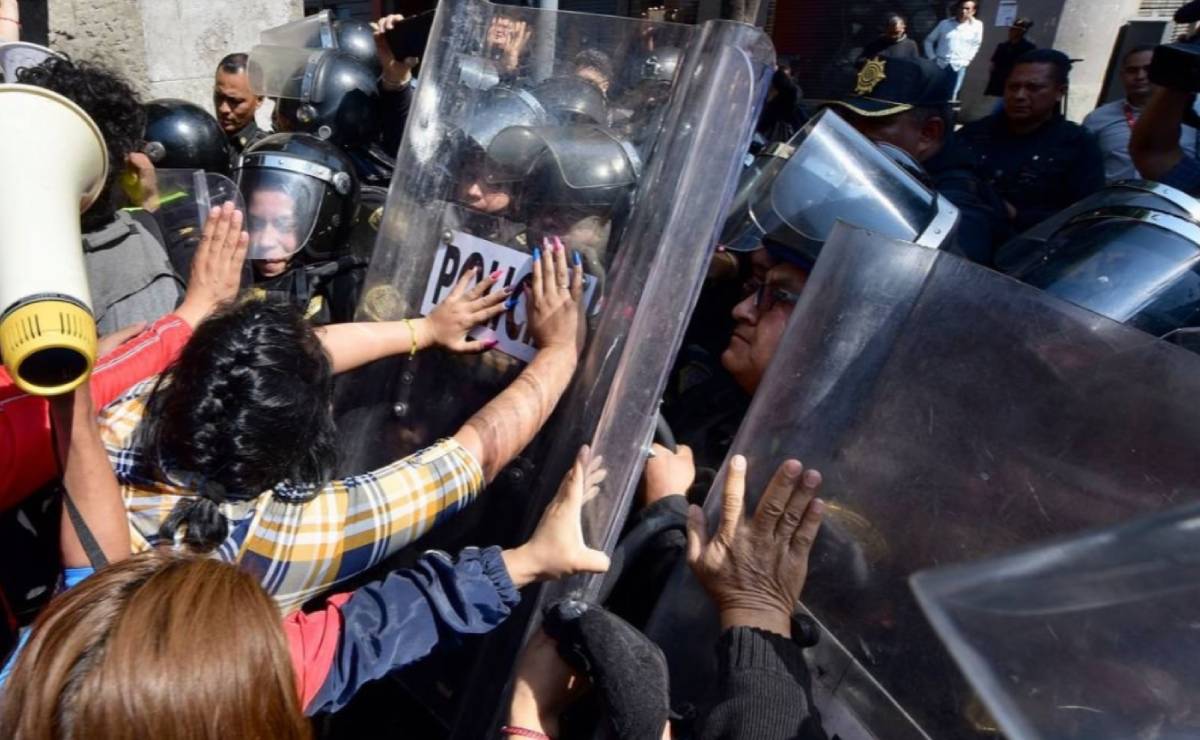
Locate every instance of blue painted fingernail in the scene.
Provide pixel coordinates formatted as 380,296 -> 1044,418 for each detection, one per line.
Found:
572,250 -> 581,266
533,247 -> 541,261
504,295 -> 519,309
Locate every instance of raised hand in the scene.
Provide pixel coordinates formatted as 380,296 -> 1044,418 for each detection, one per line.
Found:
527,236 -> 583,352
686,455 -> 824,637
426,267 -> 510,353
502,445 -> 611,586
174,202 -> 250,328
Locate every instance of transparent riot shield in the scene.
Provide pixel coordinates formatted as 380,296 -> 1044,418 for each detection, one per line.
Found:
643,222 -> 1200,739
117,169 -> 245,281
996,181 -> 1200,338
259,10 -> 336,50
328,0 -> 775,735
912,501 -> 1200,740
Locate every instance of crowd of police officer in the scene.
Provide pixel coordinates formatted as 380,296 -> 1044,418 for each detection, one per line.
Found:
3,0 -> 1200,737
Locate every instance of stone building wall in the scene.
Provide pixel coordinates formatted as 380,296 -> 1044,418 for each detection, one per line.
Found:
43,0 -> 302,116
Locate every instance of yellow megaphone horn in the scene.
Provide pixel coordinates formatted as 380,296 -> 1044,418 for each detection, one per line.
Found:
0,84 -> 108,396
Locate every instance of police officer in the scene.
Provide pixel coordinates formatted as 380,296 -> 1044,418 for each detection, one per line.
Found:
142,98 -> 234,175
484,123 -> 641,272
213,53 -> 270,158
612,47 -> 682,155
237,132 -> 368,324
827,55 -> 1010,265
258,43 -> 412,187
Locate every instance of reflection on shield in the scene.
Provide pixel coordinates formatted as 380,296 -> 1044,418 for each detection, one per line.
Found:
114,169 -> 245,283
998,180 -> 1200,340
327,0 -> 777,734
644,223 -> 1200,739
915,501 -> 1200,740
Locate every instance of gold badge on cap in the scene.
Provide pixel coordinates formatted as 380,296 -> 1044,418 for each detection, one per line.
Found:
856,57 -> 887,95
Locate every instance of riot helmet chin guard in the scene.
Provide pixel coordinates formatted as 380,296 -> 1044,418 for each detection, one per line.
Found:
142,99 -> 234,175
720,108 -> 959,266
997,181 -> 1200,339
236,132 -> 359,265
249,45 -> 380,147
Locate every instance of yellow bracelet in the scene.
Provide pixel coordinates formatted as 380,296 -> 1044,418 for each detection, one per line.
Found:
402,318 -> 418,360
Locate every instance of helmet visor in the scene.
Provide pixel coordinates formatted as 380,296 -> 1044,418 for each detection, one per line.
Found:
238,165 -> 325,260
721,109 -> 938,259
259,10 -> 336,50
0,42 -> 58,82
248,44 -> 326,101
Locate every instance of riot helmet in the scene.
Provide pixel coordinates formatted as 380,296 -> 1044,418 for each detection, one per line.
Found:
997,180 -> 1200,339
720,108 -> 959,268
533,76 -> 609,125
249,45 -> 380,147
485,124 -> 641,221
333,19 -> 382,77
485,124 -> 641,259
142,99 -> 234,175
446,87 -> 551,214
0,42 -> 60,83
235,133 -> 359,268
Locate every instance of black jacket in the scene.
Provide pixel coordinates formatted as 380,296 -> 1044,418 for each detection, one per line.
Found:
925,135 -> 1012,265
958,113 -> 1105,234
699,627 -> 828,740
860,35 -> 920,62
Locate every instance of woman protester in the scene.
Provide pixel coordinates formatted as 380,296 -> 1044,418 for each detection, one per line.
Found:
103,239 -> 584,611
0,373 -> 610,737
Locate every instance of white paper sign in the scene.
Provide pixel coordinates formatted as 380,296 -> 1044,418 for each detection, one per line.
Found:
995,1 -> 1018,27
420,230 -> 598,363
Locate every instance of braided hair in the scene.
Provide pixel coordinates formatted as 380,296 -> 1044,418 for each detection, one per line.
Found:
140,299 -> 337,551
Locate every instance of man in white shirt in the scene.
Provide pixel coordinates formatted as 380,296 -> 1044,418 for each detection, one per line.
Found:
1083,45 -> 1200,182
924,0 -> 985,100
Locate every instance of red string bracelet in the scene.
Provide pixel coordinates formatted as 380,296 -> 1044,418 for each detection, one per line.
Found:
500,727 -> 552,740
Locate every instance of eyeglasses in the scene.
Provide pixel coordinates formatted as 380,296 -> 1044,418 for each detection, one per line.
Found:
744,280 -> 803,311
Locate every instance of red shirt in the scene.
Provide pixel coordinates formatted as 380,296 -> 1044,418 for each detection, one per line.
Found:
0,314 -> 193,511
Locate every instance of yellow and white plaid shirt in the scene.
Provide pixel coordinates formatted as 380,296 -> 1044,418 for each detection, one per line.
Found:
100,378 -> 484,613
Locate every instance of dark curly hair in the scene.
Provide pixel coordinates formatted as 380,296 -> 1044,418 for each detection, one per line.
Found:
17,56 -> 146,231
139,299 -> 337,551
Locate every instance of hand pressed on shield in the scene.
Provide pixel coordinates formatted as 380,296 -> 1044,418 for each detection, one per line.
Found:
641,443 -> 696,507
174,202 -> 250,329
426,267 -> 511,352
502,445 -> 611,587
527,236 -> 583,352
687,455 -> 825,638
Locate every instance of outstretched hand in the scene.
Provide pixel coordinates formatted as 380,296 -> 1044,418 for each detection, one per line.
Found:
528,236 -> 583,352
687,455 -> 824,637
426,267 -> 510,352
503,445 -> 611,587
174,202 -> 250,328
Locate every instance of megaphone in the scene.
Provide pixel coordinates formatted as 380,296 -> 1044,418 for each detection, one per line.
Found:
0,84 -> 108,396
